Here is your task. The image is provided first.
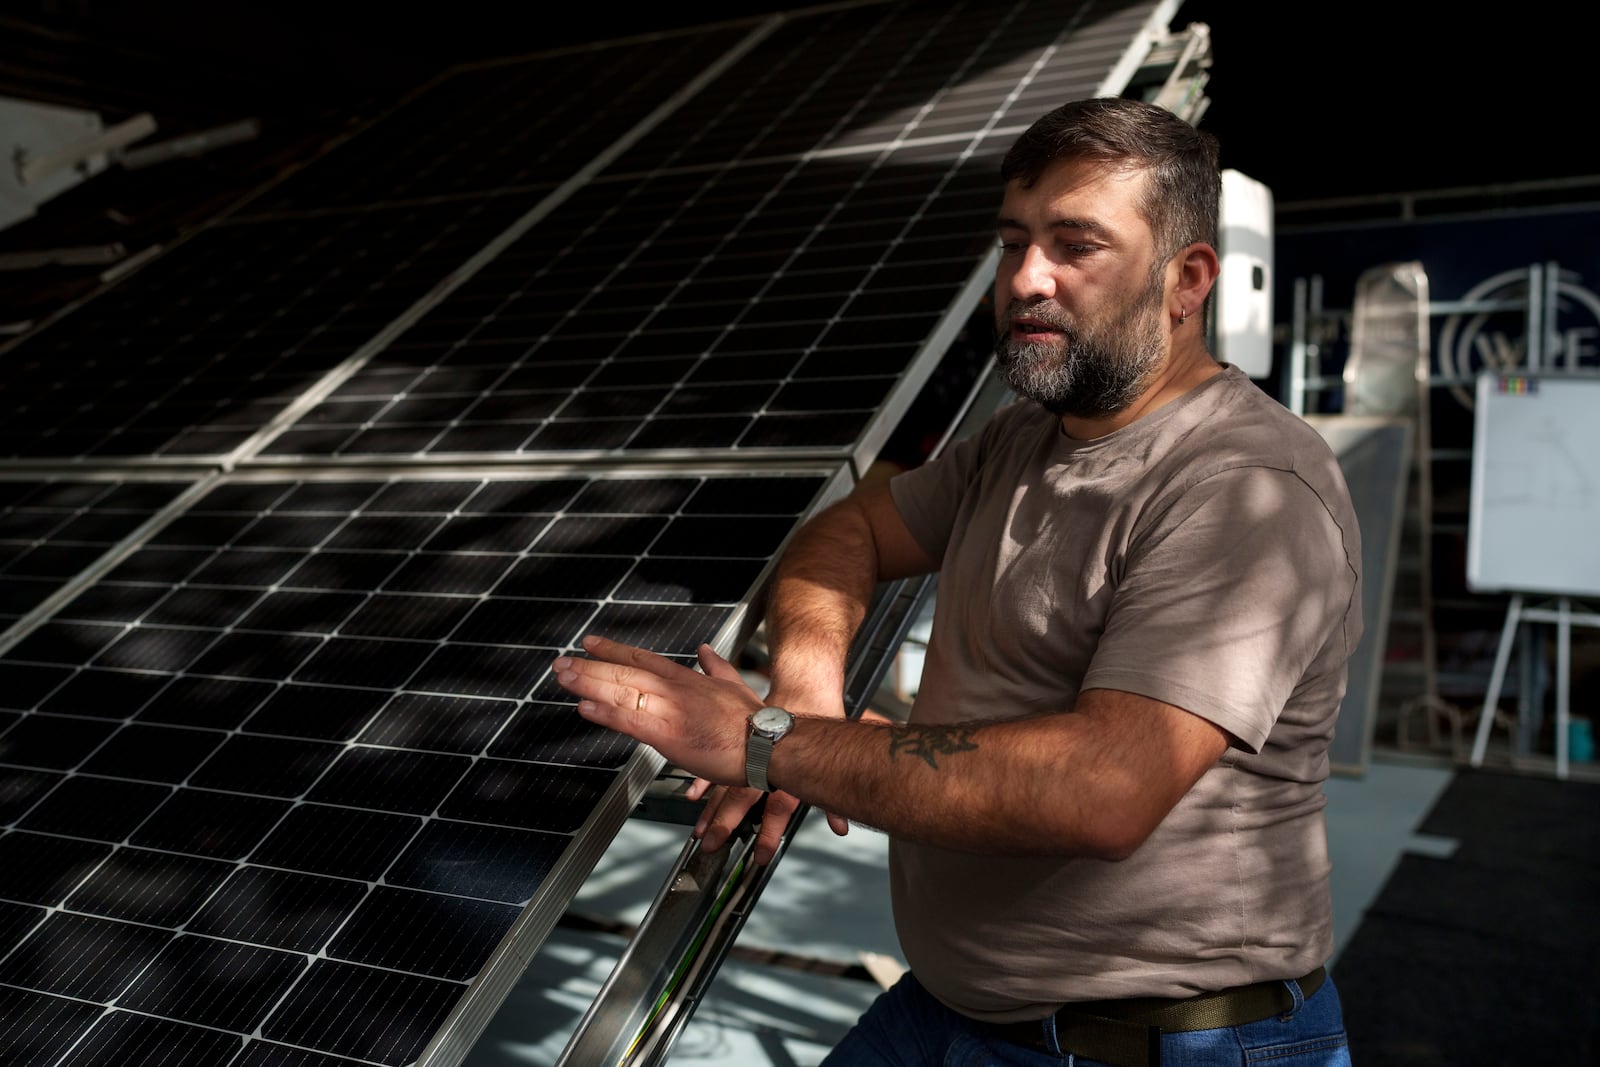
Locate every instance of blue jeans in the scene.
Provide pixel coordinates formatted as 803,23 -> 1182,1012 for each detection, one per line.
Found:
820,970 -> 1352,1066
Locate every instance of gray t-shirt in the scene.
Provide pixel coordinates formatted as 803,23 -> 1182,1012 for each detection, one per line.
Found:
887,364 -> 1362,1020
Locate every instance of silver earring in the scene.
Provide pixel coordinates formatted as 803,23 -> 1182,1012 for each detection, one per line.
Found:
1178,307 -> 1187,326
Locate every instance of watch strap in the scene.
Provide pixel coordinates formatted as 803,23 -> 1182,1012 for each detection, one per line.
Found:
745,734 -> 776,792
745,706 -> 793,793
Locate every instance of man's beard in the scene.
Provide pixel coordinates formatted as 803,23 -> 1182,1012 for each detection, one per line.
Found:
994,272 -> 1167,419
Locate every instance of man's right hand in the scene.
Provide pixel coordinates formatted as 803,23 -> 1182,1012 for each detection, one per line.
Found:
686,646 -> 849,865
686,477 -> 931,864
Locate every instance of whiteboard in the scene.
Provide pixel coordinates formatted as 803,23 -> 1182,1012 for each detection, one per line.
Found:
1467,372 -> 1600,598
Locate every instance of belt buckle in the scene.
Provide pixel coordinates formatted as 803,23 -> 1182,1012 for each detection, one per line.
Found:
1055,1011 -> 1162,1067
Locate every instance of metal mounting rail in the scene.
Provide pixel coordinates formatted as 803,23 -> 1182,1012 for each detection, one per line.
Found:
1125,21 -> 1212,124
554,569 -> 936,1067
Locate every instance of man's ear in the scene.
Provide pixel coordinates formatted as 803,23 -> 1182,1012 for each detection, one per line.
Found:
1171,241 -> 1220,319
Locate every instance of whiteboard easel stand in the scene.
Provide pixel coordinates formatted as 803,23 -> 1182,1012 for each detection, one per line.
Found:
1469,595 -> 1600,780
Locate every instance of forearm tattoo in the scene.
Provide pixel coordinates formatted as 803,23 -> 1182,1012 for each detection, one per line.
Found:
889,725 -> 979,769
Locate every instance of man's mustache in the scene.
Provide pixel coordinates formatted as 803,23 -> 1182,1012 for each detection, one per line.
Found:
1001,299 -> 1074,333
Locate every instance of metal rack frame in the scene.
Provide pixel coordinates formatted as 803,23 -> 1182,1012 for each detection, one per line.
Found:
1285,260 -> 1589,766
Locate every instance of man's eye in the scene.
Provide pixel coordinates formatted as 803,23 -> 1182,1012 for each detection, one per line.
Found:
997,240 -> 1024,255
1064,244 -> 1097,256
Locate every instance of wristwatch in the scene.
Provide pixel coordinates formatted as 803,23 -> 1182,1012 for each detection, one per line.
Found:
745,705 -> 796,793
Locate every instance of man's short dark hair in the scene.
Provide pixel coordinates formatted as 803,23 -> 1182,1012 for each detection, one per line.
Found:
1001,96 -> 1221,267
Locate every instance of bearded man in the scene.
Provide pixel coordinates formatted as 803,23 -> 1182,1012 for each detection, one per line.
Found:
555,96 -> 1361,1067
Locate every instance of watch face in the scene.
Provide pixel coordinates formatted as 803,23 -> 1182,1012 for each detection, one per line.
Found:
751,706 -> 791,733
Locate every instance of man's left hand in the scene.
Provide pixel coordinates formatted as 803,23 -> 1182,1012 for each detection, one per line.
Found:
553,634 -> 758,786
553,634 -> 843,864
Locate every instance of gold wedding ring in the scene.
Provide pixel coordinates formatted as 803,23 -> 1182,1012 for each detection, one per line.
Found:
636,691 -> 647,712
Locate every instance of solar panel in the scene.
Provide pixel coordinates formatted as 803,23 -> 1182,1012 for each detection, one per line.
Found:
0,478 -> 194,632
0,466 -> 842,1065
255,156 -> 993,464
237,25 -> 759,213
0,201 -> 533,463
0,0 -> 1185,1061
251,0 -> 1165,469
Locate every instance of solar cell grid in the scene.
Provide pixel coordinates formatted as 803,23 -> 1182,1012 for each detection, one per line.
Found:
261,153 -> 990,460
253,4 -> 1099,467
120,933 -> 310,1028
309,746 -> 471,812
233,1042 -> 368,1067
0,707 -> 108,765
328,885 -> 520,980
130,789 -> 291,860
40,664 -> 168,717
357,692 -> 511,753
0,903 -> 44,952
0,479 -> 190,629
65,847 -> 235,926
0,467 -> 830,1064
0,197 -> 532,461
193,736 -> 342,796
133,675 -> 278,728
188,865 -> 367,951
15,775 -> 170,840
241,24 -> 757,214
612,6 -> 900,166
0,987 -> 101,1066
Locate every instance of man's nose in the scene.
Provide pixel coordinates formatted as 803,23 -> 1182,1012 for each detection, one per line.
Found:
1005,245 -> 1056,301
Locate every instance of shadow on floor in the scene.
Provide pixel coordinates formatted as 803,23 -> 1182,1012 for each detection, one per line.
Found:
1333,767 -> 1600,1065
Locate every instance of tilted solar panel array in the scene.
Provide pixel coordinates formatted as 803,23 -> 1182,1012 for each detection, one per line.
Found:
249,0 -> 1167,467
0,1 -> 1178,1064
0,466 -> 837,1066
241,26 -> 757,213
0,203 -> 532,461
0,24 -> 750,465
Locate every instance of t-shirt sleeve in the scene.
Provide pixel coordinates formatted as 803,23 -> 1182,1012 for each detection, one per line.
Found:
1080,465 -> 1360,752
888,406 -> 1012,562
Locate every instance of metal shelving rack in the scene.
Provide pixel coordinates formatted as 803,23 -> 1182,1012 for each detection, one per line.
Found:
1285,260 -> 1581,762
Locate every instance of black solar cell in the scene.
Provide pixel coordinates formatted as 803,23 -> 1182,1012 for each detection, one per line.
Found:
0,199 -> 537,461
239,26 -> 759,213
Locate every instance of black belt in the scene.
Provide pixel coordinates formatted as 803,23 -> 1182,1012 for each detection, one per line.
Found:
978,967 -> 1326,1066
